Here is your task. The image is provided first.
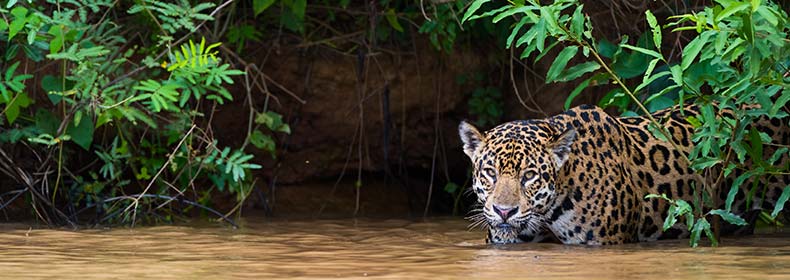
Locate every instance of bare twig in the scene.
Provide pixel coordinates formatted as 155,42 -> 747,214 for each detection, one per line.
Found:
106,194 -> 237,228
218,44 -> 306,104
509,47 -> 547,116
123,124 -> 197,226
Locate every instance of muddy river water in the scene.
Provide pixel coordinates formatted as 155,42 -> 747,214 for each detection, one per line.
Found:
0,218 -> 789,279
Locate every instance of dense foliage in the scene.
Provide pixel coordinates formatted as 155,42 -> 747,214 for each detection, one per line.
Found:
463,0 -> 790,246
0,0 -> 291,226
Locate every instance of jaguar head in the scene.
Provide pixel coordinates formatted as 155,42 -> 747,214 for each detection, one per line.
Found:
459,120 -> 575,243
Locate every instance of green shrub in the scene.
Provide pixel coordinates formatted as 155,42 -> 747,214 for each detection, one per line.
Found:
0,0 -> 287,226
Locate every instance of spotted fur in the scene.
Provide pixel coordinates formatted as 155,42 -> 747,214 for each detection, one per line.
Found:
459,104 -> 789,245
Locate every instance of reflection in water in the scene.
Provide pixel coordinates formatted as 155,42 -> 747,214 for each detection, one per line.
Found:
0,218 -> 788,279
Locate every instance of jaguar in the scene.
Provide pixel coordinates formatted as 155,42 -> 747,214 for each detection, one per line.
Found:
459,104 -> 789,245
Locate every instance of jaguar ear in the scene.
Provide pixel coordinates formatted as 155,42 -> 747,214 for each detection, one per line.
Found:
549,127 -> 576,167
459,121 -> 484,159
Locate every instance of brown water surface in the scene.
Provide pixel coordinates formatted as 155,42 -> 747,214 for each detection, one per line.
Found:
0,218 -> 789,279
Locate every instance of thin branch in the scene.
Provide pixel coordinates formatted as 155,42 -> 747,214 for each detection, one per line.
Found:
105,194 -> 237,228
123,124 -> 197,226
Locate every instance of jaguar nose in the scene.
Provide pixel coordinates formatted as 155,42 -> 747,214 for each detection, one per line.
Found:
493,205 -> 518,221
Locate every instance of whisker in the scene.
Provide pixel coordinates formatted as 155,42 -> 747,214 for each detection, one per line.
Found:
469,218 -> 489,230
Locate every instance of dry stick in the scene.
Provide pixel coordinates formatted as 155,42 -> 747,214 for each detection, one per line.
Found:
352,9 -> 377,216
106,194 -> 237,228
424,126 -> 439,217
355,62 -> 367,216
218,44 -> 306,104
317,100 -> 362,217
0,148 -> 74,227
220,178 -> 257,223
310,64 -> 358,217
147,127 -> 216,212
295,31 -> 366,49
424,62 -> 443,217
240,65 -> 256,150
521,64 -> 549,116
0,189 -> 26,212
123,124 -> 197,226
509,47 -> 547,116
419,0 -> 432,21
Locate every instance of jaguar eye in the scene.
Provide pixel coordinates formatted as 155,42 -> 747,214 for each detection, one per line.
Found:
484,168 -> 496,179
524,171 -> 537,181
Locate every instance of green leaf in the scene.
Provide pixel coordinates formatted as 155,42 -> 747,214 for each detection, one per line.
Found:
669,65 -> 683,87
385,9 -> 404,33
681,32 -> 711,70
704,218 -> 718,246
676,199 -> 693,216
645,10 -> 661,50
95,111 -> 113,129
570,5 -> 585,37
709,209 -> 748,226
771,186 -> 790,218
691,157 -> 721,170
597,39 -> 617,58
636,71 -> 671,94
647,123 -> 669,142
534,20 -> 546,53
48,25 -> 64,54
621,44 -> 663,59
690,218 -> 711,247
645,193 -> 671,201
748,127 -> 764,161
664,204 -> 678,231
67,114 -> 94,150
715,2 -> 750,22
751,0 -> 761,11
539,6 -> 560,33
468,6 -> 510,22
769,89 -> 790,116
493,6 -> 537,23
646,96 -> 674,112
506,17 -> 529,48
5,92 -> 32,124
250,130 -> 276,153
564,76 -> 592,110
9,6 -> 28,40
768,147 -> 788,165
726,168 -> 763,211
756,6 -> 778,26
642,58 -> 660,83
278,124 -> 291,134
253,0 -> 276,16
685,116 -> 702,128
462,0 -> 491,23
291,0 -> 306,20
546,46 -> 578,83
35,109 -> 59,135
556,62 -> 600,82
